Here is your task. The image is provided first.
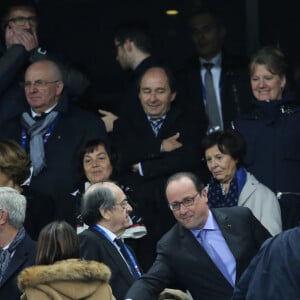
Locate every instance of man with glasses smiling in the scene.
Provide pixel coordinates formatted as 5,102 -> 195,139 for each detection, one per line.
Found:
125,172 -> 271,300
0,0 -> 90,123
79,181 -> 142,300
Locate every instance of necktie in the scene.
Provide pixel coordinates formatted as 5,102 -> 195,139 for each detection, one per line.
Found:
198,229 -> 234,286
149,117 -> 164,136
115,238 -> 140,279
203,63 -> 222,131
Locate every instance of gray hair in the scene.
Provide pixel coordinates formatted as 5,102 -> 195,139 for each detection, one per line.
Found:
0,187 -> 26,228
81,186 -> 116,226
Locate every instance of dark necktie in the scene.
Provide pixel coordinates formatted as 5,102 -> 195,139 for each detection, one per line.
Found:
203,63 -> 222,131
149,117 -> 164,136
115,238 -> 140,279
198,229 -> 234,286
33,112 -> 48,121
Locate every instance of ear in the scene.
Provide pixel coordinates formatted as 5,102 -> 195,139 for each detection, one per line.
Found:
281,75 -> 286,89
99,207 -> 112,221
201,187 -> 208,204
55,81 -> 64,95
170,91 -> 177,103
0,210 -> 8,225
124,39 -> 133,52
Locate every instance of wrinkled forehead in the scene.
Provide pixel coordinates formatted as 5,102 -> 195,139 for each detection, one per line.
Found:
6,6 -> 36,19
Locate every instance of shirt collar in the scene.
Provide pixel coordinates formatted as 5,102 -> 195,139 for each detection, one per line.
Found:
95,224 -> 117,242
200,53 -> 222,68
191,210 -> 218,237
31,103 -> 58,118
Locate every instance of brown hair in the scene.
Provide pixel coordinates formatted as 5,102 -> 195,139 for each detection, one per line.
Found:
0,140 -> 31,185
36,221 -> 80,265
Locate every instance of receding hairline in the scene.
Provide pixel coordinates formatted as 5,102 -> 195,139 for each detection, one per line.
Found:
25,60 -> 63,81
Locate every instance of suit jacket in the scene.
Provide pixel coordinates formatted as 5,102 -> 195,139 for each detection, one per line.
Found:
0,232 -> 37,300
0,93 -> 106,223
125,206 -> 271,300
176,53 -> 253,129
79,228 -> 139,300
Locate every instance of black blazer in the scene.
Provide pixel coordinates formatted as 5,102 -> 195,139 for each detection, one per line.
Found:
79,227 -> 140,300
125,206 -> 271,300
0,232 -> 37,300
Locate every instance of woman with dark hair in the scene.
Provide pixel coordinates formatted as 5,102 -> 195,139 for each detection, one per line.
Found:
202,130 -> 282,235
70,138 -> 146,239
0,139 -> 54,240
18,221 -> 115,300
233,46 -> 300,229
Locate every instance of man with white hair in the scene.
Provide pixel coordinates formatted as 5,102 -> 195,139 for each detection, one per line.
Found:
0,187 -> 36,299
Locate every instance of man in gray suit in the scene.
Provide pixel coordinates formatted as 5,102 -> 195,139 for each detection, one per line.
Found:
125,172 -> 271,300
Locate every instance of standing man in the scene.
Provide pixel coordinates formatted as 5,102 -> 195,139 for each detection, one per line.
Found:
0,59 -> 106,224
0,0 -> 90,123
125,172 -> 271,300
96,20 -> 159,132
112,66 -> 207,270
79,182 -> 142,300
176,6 -> 252,133
0,187 -> 36,299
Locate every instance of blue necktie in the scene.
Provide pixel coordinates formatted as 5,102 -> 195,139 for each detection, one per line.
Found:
115,238 -> 140,279
149,117 -> 164,136
198,229 -> 234,286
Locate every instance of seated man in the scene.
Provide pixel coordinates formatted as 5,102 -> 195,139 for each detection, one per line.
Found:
0,187 -> 36,299
79,182 -> 142,300
125,172 -> 271,300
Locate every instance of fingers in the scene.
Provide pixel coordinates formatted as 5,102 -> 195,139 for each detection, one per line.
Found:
98,109 -> 110,116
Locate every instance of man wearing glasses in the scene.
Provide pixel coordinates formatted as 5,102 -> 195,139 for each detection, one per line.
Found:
125,172 -> 271,300
79,181 -> 142,300
0,1 -> 90,123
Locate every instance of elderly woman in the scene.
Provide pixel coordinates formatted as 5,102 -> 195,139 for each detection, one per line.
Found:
233,46 -> 300,230
0,139 -> 54,240
201,130 -> 282,236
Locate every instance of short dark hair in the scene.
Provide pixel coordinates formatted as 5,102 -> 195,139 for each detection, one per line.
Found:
138,65 -> 177,93
250,46 -> 287,77
36,221 -> 80,265
166,172 -> 205,195
81,183 -> 117,226
201,130 -> 246,167
114,19 -> 153,54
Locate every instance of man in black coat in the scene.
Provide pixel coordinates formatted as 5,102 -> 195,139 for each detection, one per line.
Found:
176,6 -> 252,133
124,172 -> 271,300
0,59 -> 106,224
112,65 -> 207,270
0,187 -> 37,300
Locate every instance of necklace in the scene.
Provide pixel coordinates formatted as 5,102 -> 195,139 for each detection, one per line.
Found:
220,183 -> 227,196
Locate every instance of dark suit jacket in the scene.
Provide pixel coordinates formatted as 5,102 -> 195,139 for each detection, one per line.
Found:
0,232 -> 37,300
176,53 -> 253,129
0,94 -> 106,223
79,227 -> 138,300
125,206 -> 271,300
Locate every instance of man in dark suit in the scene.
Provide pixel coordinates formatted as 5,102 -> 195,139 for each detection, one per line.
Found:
0,59 -> 106,224
112,66 -> 207,270
0,187 -> 36,300
79,182 -> 142,300
176,6 -> 252,133
124,172 -> 271,300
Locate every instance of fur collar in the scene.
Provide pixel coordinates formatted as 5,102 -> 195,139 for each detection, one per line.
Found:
18,258 -> 111,291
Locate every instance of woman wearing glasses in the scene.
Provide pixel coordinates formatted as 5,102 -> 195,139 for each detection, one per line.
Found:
201,130 -> 282,236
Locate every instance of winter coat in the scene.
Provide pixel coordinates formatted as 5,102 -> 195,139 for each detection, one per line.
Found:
18,259 -> 115,300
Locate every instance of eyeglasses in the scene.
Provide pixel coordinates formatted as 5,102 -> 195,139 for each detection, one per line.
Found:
169,193 -> 199,211
6,16 -> 38,27
115,199 -> 130,209
20,80 -> 60,89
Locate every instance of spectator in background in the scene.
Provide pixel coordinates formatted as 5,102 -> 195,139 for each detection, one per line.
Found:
0,0 -> 90,124
176,5 -> 252,133
233,46 -> 300,229
0,59 -> 106,224
0,187 -> 36,300
18,221 -> 115,300
112,66 -> 207,270
92,19 -> 159,132
201,130 -> 282,236
0,139 -> 54,240
79,182 -> 142,300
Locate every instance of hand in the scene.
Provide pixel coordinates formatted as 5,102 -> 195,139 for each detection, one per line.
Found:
5,27 -> 38,51
132,164 -> 139,173
162,132 -> 183,152
98,109 -> 118,132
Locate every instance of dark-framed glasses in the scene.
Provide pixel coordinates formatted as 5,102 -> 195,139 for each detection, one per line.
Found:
169,193 -> 199,211
7,16 -> 38,27
20,80 -> 60,89
116,199 -> 130,209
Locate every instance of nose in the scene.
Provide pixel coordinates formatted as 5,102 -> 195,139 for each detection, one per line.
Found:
126,204 -> 133,213
26,84 -> 38,93
257,79 -> 265,88
22,20 -> 32,29
178,203 -> 188,215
